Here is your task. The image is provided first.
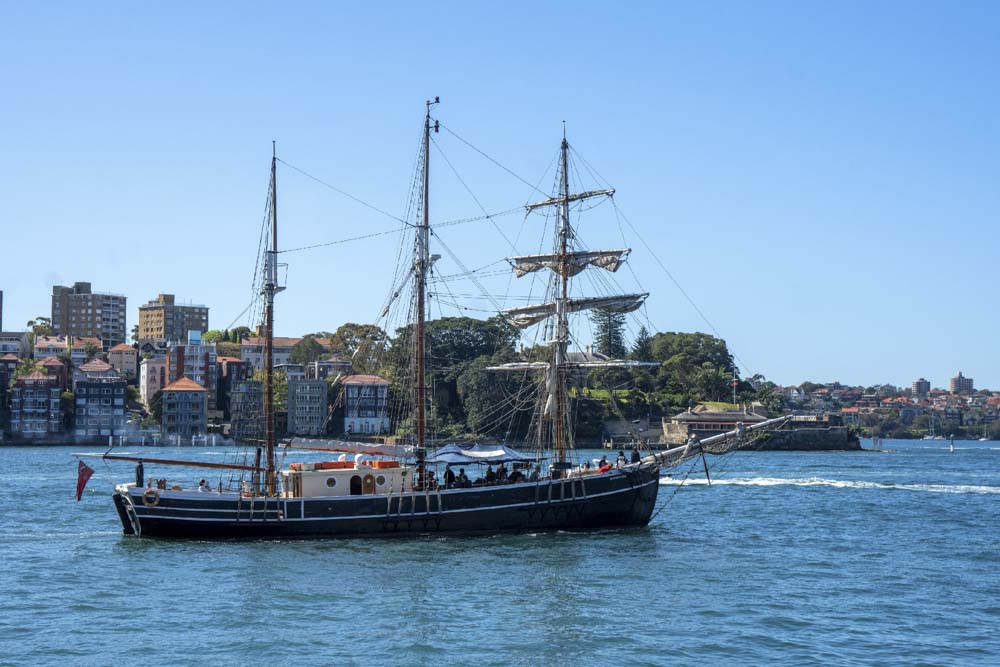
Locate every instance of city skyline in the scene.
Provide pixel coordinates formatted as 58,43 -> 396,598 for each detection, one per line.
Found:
2,2 -> 998,388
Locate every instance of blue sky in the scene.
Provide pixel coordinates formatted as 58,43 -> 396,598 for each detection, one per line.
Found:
2,1 -> 997,389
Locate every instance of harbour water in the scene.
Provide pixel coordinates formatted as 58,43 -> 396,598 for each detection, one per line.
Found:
1,440 -> 997,665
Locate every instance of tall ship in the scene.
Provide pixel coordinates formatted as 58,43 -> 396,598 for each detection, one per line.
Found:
101,101 -> 788,539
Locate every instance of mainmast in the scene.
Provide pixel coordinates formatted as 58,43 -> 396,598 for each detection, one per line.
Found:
263,142 -> 282,496
415,97 -> 439,485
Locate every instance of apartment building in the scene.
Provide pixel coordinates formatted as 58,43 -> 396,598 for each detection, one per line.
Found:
287,378 -> 327,436
51,282 -> 127,349
137,294 -> 209,342
139,357 -> 168,406
160,377 -> 207,439
165,330 -> 218,410
108,343 -> 139,381
73,375 -> 127,442
9,371 -> 62,440
342,375 -> 389,435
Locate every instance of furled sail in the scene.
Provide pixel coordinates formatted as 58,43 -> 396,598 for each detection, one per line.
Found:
487,359 -> 658,371
525,188 -> 615,211
286,438 -> 415,459
507,249 -> 631,277
504,293 -> 649,329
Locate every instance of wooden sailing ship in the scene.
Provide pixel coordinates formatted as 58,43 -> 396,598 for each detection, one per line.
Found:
105,102 -> 788,539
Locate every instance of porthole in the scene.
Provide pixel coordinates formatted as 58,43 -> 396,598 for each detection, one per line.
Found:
375,475 -> 386,486
325,477 -> 337,488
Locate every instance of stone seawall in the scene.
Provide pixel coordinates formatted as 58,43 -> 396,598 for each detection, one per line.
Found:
754,426 -> 861,451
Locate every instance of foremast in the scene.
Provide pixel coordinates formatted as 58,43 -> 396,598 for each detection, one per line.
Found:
415,98 -> 439,485
490,130 -> 652,470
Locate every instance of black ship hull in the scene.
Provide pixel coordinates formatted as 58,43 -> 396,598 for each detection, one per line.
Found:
112,464 -> 661,539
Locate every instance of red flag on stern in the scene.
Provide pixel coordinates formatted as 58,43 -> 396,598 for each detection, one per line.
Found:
76,460 -> 95,502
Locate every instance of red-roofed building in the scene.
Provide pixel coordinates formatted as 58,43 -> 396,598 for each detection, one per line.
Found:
34,335 -> 69,360
108,343 -> 138,381
841,406 -> 860,425
67,336 -> 104,366
38,356 -> 68,391
161,377 -> 208,439
73,358 -> 118,390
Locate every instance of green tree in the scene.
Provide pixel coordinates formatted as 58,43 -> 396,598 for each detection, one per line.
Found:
589,307 -> 627,358
26,317 -> 53,336
60,391 -> 75,429
252,368 -> 288,410
290,335 -> 325,365
630,325 -> 653,361
84,341 -> 101,362
149,390 -> 163,423
385,316 -> 519,434
328,323 -> 389,374
201,330 -> 225,343
217,342 -> 241,359
456,351 -> 532,438
9,359 -> 43,389
230,326 -> 254,342
130,324 -> 139,344
25,317 -> 53,349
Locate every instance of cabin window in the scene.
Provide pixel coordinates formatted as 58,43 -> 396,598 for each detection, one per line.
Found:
375,475 -> 386,486
325,477 -> 337,488
350,475 -> 362,495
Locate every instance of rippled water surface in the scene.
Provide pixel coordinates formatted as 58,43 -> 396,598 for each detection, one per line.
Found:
1,440 -> 997,666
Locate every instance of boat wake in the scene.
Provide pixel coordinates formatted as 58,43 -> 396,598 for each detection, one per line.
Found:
660,476 -> 1000,494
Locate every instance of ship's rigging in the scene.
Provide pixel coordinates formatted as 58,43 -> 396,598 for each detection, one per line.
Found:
231,102 -> 760,463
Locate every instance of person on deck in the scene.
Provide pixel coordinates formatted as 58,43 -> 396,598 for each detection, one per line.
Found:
529,466 -> 540,482
135,460 -> 144,487
617,450 -> 627,467
457,468 -> 469,487
444,464 -> 456,488
631,446 -> 641,464
484,465 -> 496,484
599,455 -> 608,467
497,463 -> 508,483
